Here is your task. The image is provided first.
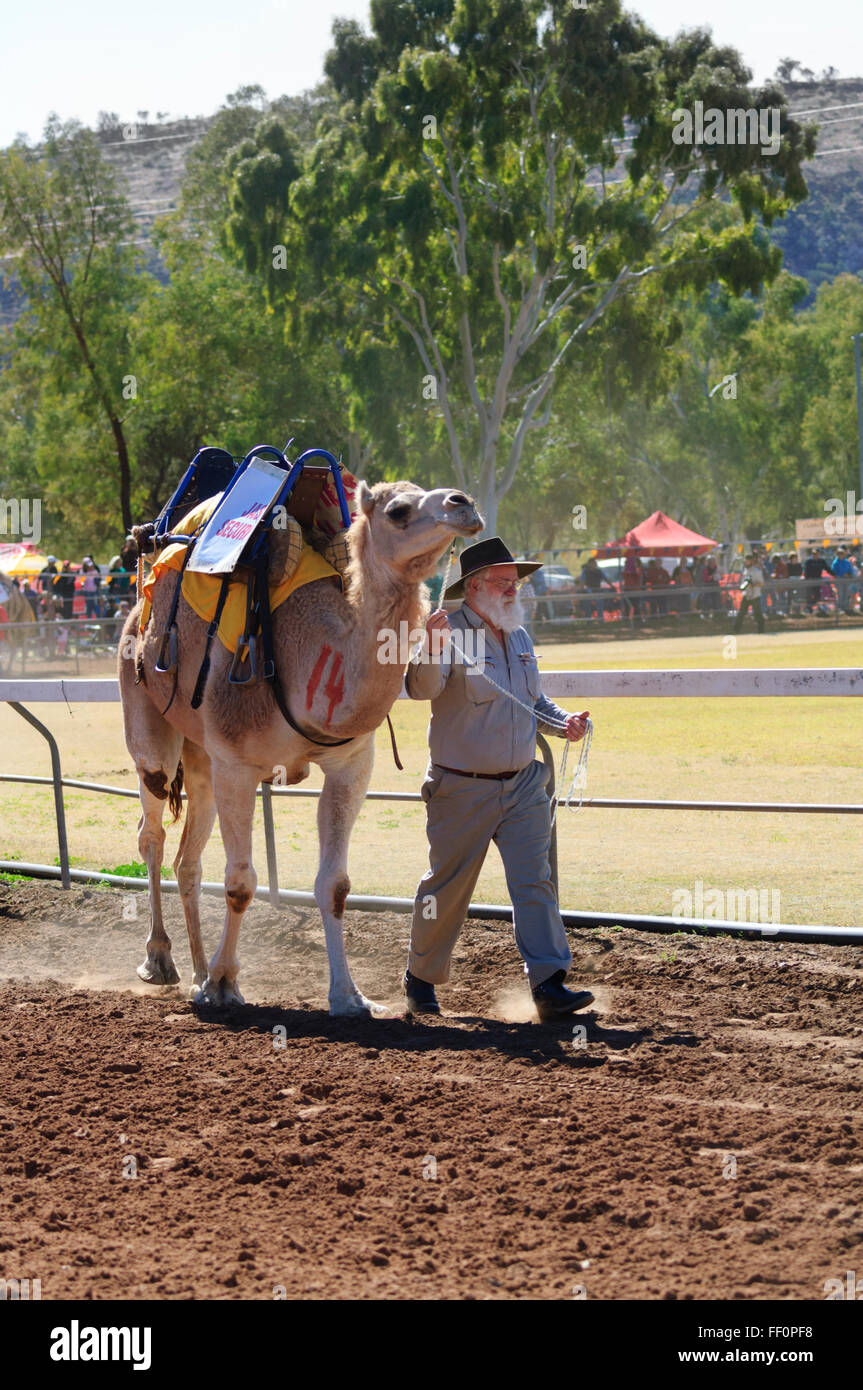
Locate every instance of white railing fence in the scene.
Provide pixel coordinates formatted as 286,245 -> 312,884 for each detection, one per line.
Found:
2,671 -> 862,943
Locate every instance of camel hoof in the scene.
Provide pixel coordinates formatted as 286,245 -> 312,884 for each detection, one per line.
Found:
137,954 -> 180,986
329,993 -> 388,1018
194,977 -> 245,1009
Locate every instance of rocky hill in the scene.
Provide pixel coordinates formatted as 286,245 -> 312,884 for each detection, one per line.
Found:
770,78 -> 863,296
1,78 -> 862,326
0,115 -> 207,326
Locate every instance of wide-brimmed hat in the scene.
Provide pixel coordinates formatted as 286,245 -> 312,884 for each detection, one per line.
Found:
443,536 -> 542,600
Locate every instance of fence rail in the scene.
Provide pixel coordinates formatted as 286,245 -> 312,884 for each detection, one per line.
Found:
1,672 -> 861,939
3,668 -> 863,702
0,616 -> 125,676
3,573 -> 862,673
528,575 -> 862,629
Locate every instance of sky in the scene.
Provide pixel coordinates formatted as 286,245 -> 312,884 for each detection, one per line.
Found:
1,0 -> 860,149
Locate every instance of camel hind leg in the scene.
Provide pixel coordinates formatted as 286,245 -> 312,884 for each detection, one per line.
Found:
135,758 -> 184,984
119,654 -> 184,984
172,738 -> 217,995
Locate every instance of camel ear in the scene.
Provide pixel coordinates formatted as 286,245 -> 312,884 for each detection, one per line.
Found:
358,480 -> 375,516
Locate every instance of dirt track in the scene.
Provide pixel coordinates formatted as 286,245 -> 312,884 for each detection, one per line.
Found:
1,881 -> 862,1300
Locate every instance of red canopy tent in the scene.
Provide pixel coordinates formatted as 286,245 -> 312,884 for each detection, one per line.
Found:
596,510 -> 717,558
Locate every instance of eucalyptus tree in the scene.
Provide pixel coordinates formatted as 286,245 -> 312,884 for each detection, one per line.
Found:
222,0 -> 816,532
0,116 -> 144,532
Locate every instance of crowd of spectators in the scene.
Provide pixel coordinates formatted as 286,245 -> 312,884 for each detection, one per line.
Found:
615,552 -> 723,620
17,541 -> 138,625
735,545 -> 861,624
519,541 -> 861,627
13,536 -> 861,642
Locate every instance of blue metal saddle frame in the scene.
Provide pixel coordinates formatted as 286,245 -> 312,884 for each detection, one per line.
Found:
147,444 -> 355,747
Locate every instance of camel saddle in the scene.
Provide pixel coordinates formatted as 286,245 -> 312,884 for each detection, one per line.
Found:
136,444 -> 359,748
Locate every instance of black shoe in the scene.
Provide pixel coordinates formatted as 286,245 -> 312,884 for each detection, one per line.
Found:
532,970 -> 594,1022
403,969 -> 440,1015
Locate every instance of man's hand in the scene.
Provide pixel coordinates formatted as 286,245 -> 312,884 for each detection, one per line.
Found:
564,709 -> 590,742
425,609 -> 452,660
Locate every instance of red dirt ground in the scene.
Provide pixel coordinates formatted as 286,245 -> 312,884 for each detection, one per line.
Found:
1,880 -> 862,1300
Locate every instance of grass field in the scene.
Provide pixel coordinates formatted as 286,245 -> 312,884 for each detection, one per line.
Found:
1,628 -> 860,926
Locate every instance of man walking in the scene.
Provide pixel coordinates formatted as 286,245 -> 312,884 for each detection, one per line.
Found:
786,550 -> 803,614
803,547 -> 833,612
403,537 -> 594,1023
831,548 -> 859,613
733,554 -> 765,633
579,555 -> 615,619
53,560 -> 77,620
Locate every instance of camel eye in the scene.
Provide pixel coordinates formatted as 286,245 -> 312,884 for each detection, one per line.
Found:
385,501 -> 412,525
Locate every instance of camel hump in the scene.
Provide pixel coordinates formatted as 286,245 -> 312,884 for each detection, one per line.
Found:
268,515 -> 304,586
307,527 -> 351,587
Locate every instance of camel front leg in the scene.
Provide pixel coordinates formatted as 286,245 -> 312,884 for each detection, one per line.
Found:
173,738 -> 216,995
315,737 -> 385,1017
136,773 -> 181,986
194,762 -> 259,1008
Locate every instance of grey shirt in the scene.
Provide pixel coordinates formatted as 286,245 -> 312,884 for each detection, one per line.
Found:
404,602 -> 571,774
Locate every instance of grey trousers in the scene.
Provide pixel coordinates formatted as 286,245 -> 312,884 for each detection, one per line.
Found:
408,759 -> 572,988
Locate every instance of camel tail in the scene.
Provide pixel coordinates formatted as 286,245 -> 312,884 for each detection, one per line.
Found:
168,760 -> 185,823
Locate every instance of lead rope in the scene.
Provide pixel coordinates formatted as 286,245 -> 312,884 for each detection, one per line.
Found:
424,551 -> 592,822
449,636 -> 593,822
437,544 -> 455,611
551,716 -> 593,828
409,542 -> 456,661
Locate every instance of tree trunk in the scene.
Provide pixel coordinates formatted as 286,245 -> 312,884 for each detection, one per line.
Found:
477,479 -> 498,539
64,307 -> 133,534
111,416 -> 133,534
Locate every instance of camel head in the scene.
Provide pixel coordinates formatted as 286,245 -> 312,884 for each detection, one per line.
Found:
349,481 -> 483,585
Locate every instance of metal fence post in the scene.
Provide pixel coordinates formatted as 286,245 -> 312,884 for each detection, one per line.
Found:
260,781 -> 280,908
8,702 -> 70,888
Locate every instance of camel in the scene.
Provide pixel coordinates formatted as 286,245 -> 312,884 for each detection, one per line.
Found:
118,479 -> 482,1014
0,571 -> 35,673
0,572 -> 35,624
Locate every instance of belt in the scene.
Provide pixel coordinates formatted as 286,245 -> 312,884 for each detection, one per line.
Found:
436,764 -> 522,781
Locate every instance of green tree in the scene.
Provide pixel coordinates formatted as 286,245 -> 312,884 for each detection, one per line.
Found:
127,214 -> 364,519
559,269 -> 863,550
181,86 -> 273,237
746,272 -> 863,524
0,117 -> 144,531
181,82 -> 340,243
221,0 -> 816,533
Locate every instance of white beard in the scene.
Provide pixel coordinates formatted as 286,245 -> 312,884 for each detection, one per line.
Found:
477,589 -> 526,633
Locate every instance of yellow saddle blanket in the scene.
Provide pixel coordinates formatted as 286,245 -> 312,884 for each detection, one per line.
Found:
140,495 -> 340,655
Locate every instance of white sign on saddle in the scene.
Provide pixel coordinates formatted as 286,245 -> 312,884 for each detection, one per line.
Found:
186,458 -> 288,575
